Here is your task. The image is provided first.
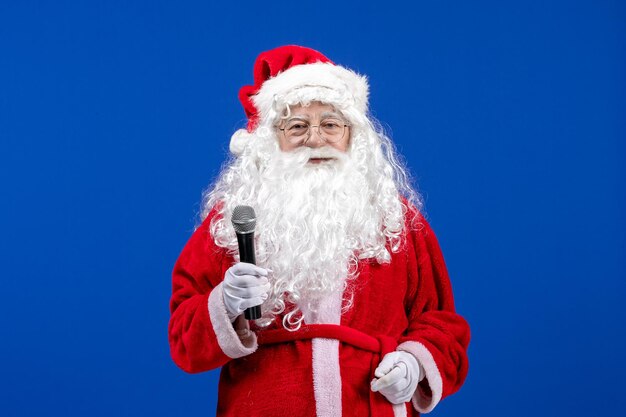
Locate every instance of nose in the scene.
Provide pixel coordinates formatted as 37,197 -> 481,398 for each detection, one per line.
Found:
304,126 -> 325,148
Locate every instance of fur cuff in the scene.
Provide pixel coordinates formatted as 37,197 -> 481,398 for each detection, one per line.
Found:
397,341 -> 443,413
208,282 -> 258,358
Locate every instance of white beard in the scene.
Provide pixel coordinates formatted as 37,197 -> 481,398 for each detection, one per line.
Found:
204,127 -> 415,330
250,146 -> 380,329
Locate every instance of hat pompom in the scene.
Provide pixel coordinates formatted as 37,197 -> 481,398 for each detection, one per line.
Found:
229,128 -> 254,156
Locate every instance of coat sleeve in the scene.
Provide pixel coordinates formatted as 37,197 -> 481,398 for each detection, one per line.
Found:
396,211 -> 470,413
168,209 -> 258,374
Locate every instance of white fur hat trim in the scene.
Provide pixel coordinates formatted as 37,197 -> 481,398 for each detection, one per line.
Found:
252,62 -> 368,125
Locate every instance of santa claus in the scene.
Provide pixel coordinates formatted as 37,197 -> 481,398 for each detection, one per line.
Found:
169,45 -> 470,417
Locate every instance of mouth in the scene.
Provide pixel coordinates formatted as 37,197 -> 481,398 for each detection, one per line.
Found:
308,157 -> 334,164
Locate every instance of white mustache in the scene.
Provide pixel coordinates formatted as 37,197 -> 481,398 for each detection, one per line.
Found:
308,148 -> 345,160
270,146 -> 348,169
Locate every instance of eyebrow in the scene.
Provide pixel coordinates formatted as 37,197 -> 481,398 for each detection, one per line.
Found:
321,111 -> 342,119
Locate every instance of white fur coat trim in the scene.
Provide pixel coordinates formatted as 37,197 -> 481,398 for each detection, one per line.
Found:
397,341 -> 443,413
207,282 -> 258,358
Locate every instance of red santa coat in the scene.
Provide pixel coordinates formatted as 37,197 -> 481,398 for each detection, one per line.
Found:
169,206 -> 470,416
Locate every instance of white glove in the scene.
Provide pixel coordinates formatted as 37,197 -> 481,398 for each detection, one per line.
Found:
370,351 -> 423,404
222,263 -> 271,322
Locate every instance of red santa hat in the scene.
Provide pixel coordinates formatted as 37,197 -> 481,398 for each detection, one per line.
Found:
230,45 -> 369,155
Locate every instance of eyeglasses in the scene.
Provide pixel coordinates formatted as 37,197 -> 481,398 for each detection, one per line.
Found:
278,118 -> 350,145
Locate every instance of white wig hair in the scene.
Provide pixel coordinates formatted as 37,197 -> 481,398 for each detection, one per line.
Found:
199,89 -> 424,330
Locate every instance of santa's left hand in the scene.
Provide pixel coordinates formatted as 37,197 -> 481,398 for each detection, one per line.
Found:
370,351 -> 422,404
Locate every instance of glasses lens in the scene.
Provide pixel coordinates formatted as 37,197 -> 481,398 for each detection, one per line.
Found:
319,119 -> 345,143
285,120 -> 309,143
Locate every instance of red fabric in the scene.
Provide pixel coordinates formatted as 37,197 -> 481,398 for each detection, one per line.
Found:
258,324 -> 399,417
168,204 -> 471,416
168,222 -> 233,373
238,45 -> 333,132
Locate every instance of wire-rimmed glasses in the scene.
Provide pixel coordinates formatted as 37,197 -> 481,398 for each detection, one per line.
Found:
278,117 -> 350,145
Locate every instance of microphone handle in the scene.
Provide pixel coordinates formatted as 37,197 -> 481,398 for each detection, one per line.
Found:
236,232 -> 261,320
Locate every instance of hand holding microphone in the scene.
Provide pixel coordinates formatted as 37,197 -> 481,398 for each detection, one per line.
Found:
229,205 -> 266,320
223,263 -> 271,322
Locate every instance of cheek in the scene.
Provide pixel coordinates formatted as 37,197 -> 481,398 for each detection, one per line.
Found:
333,137 -> 350,152
278,137 -> 296,151
334,144 -> 347,152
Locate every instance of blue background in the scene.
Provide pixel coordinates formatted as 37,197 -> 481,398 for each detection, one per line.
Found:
1,1 -> 624,416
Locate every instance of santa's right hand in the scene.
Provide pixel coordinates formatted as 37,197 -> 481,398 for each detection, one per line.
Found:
222,262 -> 271,322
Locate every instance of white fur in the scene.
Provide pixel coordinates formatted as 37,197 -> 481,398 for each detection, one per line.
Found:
392,403 -> 408,417
307,284 -> 343,417
230,128 -> 253,155
397,341 -> 443,413
207,283 -> 258,358
311,338 -> 342,416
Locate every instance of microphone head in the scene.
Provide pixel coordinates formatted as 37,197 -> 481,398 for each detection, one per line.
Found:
231,205 -> 256,233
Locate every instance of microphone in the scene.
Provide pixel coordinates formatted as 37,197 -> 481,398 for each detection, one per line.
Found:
231,205 -> 261,320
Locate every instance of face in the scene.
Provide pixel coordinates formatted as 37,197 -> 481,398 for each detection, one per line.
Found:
277,102 -> 351,163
